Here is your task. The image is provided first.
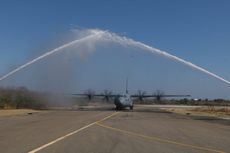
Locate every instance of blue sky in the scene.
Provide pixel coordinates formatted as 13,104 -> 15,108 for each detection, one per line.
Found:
0,0 -> 230,98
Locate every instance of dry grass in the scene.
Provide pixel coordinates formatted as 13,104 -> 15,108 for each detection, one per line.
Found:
163,106 -> 230,119
191,106 -> 230,115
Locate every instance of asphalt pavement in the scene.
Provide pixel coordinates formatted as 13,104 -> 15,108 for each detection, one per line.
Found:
0,106 -> 229,153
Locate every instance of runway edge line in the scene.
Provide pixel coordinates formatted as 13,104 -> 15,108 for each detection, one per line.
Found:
28,112 -> 119,153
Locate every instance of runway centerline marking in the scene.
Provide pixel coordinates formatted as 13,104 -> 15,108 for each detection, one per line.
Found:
28,112 -> 119,153
96,122 -> 226,153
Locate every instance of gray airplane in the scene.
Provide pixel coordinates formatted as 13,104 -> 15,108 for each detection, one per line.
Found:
73,79 -> 190,110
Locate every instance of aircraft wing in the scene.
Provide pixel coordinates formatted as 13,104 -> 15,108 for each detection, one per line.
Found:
160,95 -> 190,97
72,94 -> 89,96
131,95 -> 155,98
72,94 -> 120,97
71,93 -> 122,102
131,94 -> 191,99
131,94 -> 190,98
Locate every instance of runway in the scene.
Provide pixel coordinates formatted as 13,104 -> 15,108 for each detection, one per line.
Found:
0,106 -> 229,153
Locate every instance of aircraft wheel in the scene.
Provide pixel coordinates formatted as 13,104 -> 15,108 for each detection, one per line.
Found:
130,106 -> 133,110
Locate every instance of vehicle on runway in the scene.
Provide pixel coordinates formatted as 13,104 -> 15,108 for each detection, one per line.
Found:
73,79 -> 190,110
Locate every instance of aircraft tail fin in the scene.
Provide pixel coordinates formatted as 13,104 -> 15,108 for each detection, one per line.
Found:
126,77 -> 128,94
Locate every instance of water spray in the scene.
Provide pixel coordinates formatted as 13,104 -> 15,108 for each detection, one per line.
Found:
102,32 -> 230,85
0,30 -> 104,81
0,29 -> 230,86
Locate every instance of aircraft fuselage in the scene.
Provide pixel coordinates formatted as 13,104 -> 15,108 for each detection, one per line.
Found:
114,94 -> 133,110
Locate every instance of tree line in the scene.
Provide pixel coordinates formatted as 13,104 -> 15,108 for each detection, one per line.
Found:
0,87 -> 47,109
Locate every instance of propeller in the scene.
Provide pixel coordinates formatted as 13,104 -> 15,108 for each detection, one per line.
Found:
136,90 -> 146,101
84,89 -> 95,101
102,89 -> 112,102
154,90 -> 165,101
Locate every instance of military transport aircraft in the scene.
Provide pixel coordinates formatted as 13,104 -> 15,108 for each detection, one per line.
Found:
73,79 -> 190,110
